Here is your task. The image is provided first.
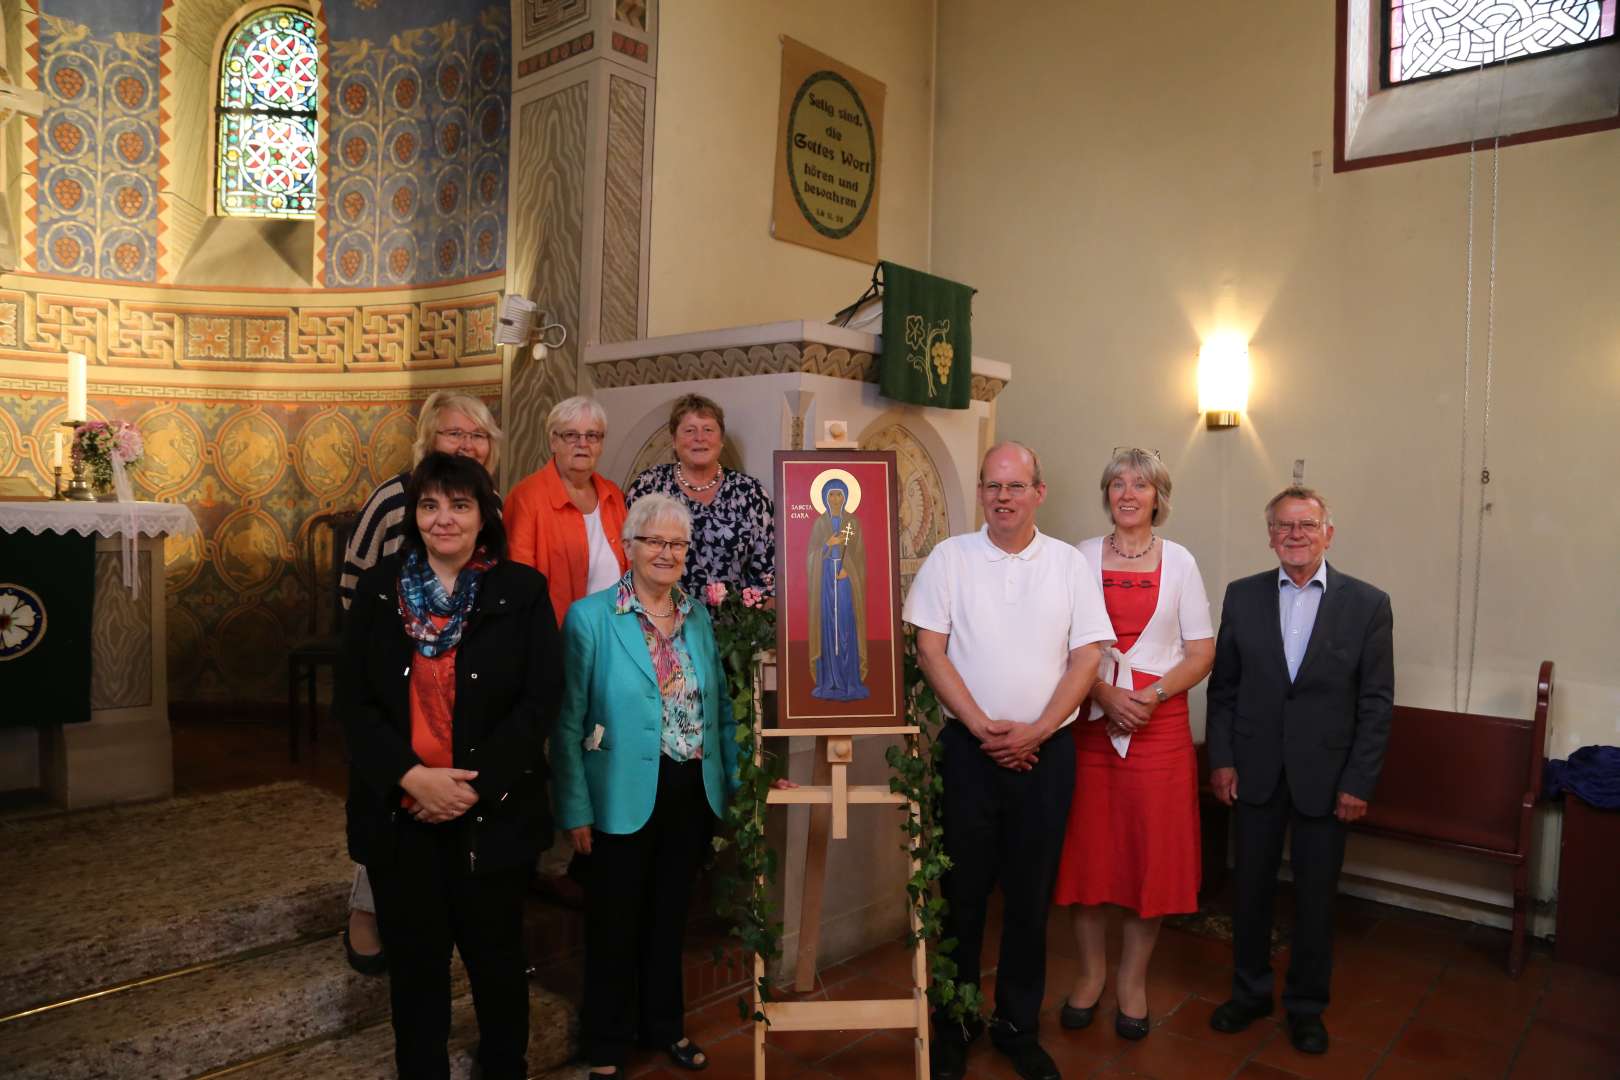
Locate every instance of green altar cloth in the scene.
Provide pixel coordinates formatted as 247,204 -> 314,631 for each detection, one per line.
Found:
878,260 -> 975,409
0,530 -> 93,726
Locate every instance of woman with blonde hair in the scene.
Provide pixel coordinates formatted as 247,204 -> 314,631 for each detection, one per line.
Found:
1053,448 -> 1215,1040
337,390 -> 503,973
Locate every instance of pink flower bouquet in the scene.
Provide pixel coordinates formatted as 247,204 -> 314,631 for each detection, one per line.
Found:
72,419 -> 144,492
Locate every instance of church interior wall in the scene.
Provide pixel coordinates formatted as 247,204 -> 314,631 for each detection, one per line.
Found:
644,0 -> 935,337
930,0 -> 1619,928
0,0 -> 511,705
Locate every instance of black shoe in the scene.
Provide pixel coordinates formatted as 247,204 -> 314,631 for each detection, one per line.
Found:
662,1038 -> 708,1071
988,1020 -> 1060,1080
1058,997 -> 1098,1030
929,1022 -> 977,1080
1209,997 -> 1273,1033
342,928 -> 388,976
1114,1008 -> 1149,1040
1286,1013 -> 1329,1055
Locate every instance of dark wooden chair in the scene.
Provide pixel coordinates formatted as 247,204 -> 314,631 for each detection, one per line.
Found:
1197,660 -> 1554,976
1355,660 -> 1553,976
286,511 -> 356,762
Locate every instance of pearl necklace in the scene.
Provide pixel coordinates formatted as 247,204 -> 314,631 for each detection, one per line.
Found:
637,593 -> 675,617
1108,532 -> 1157,560
676,463 -> 722,493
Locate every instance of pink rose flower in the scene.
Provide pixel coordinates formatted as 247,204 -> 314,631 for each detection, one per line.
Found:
741,587 -> 760,608
703,582 -> 727,606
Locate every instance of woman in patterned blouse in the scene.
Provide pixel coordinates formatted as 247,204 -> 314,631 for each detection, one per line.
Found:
551,494 -> 737,1076
624,394 -> 775,597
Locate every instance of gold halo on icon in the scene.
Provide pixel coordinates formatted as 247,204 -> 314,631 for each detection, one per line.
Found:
809,468 -> 862,514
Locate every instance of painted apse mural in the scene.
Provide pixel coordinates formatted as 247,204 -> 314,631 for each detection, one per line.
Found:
0,0 -> 510,703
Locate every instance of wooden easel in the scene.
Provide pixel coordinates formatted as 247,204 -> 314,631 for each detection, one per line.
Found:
750,655 -> 930,1079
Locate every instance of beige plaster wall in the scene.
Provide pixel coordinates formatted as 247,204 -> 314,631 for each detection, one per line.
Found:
646,0 -> 936,336
931,1 -> 1620,921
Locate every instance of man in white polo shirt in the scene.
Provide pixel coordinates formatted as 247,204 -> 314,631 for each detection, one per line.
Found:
904,442 -> 1113,1080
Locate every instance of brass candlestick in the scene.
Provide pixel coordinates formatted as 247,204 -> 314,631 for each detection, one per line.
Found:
62,420 -> 95,501
52,466 -> 65,499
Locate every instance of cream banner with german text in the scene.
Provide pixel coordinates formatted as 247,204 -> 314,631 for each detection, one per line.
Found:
771,36 -> 885,263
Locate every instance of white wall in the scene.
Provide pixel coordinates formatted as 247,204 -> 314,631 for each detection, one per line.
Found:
931,0 -> 1620,922
647,0 -> 936,335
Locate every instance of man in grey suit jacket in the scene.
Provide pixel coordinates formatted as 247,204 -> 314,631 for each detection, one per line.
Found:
1204,486 -> 1394,1055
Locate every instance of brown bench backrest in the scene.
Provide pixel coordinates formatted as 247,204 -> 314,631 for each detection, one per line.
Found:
1358,661 -> 1553,857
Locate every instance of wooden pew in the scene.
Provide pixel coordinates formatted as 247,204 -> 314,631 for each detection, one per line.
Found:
1198,660 -> 1554,976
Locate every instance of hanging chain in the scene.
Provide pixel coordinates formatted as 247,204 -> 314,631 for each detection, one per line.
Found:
1452,61 -> 1484,712
1462,62 -> 1508,712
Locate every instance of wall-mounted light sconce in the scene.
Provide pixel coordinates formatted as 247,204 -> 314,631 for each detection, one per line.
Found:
1197,333 -> 1250,430
496,295 -> 569,361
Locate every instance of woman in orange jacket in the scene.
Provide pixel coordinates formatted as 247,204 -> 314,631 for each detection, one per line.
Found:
505,396 -> 628,625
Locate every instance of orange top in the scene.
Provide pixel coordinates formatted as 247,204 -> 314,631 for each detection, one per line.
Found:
505,459 -> 628,626
404,615 -> 455,808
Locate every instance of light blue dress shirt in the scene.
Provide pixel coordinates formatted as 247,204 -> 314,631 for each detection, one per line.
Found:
1278,561 -> 1328,682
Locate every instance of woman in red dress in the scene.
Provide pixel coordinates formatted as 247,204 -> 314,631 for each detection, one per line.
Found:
1054,448 -> 1215,1040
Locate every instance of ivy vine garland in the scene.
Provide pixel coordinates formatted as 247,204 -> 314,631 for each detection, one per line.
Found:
707,587 -> 981,1027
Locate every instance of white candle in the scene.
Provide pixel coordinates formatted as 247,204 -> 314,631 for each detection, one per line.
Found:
66,352 -> 87,422
54,430 -> 63,468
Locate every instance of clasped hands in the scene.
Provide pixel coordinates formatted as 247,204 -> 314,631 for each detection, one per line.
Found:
1208,766 -> 1369,822
1094,681 -> 1158,740
970,716 -> 1047,771
401,765 -> 479,824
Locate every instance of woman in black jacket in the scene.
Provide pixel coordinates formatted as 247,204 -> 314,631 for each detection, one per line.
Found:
339,452 -> 560,1080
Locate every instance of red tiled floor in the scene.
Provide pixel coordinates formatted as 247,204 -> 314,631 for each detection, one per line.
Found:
170,717 -> 1620,1080
1387,1021 -> 1517,1078
1160,995 -> 1281,1056
1112,1027 -> 1252,1079
1248,1026 -> 1384,1080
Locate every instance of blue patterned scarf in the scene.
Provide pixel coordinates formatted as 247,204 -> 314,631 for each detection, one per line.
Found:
397,547 -> 495,657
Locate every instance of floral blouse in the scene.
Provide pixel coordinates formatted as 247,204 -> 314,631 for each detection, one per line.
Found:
614,572 -> 704,762
625,463 -> 775,596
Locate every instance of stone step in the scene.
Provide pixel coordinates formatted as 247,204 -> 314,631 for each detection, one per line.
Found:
0,934 -> 416,1080
0,782 -> 353,1016
217,984 -> 576,1080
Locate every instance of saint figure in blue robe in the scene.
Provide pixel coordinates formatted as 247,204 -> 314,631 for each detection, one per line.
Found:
807,481 -> 869,700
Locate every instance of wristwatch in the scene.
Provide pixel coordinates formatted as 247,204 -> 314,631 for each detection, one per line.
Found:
1152,684 -> 1168,703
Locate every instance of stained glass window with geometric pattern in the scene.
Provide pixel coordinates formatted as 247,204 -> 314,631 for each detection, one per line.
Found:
216,6 -> 319,218
1387,0 -> 1617,84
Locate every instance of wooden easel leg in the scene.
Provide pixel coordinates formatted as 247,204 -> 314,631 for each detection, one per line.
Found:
909,734 -> 930,1080
795,736 -> 833,992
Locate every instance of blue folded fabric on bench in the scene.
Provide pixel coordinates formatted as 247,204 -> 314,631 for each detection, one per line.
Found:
1544,745 -> 1620,810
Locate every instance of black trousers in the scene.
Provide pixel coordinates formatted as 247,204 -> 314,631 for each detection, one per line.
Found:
1231,774 -> 1348,1016
582,756 -> 713,1068
937,721 -> 1075,1035
368,823 -> 531,1080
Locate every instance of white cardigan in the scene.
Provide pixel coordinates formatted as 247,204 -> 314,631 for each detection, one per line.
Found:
1076,536 -> 1214,755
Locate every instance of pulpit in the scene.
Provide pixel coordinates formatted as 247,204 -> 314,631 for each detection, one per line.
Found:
0,501 -> 199,808
581,319 -> 1012,975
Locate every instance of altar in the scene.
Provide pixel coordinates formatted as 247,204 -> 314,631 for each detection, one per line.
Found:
581,319 -> 1012,976
0,501 -> 198,808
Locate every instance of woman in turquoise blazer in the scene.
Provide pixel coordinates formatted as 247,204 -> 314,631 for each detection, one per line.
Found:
552,493 -> 738,1076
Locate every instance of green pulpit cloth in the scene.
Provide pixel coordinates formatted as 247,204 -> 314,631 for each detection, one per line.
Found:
0,531 -> 93,726
878,260 -> 974,409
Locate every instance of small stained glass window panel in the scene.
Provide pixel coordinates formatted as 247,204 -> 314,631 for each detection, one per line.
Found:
216,6 -> 319,218
1389,0 -> 1617,84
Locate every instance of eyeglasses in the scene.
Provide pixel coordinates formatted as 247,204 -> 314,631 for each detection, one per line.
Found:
1112,446 -> 1161,459
553,430 -> 604,445
634,536 -> 691,555
981,481 -> 1035,496
1268,519 -> 1324,535
437,429 -> 491,445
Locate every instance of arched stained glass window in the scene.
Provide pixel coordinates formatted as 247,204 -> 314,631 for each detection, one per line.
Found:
216,6 -> 319,218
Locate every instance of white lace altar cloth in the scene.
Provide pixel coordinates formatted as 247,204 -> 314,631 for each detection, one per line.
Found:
0,501 -> 199,594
